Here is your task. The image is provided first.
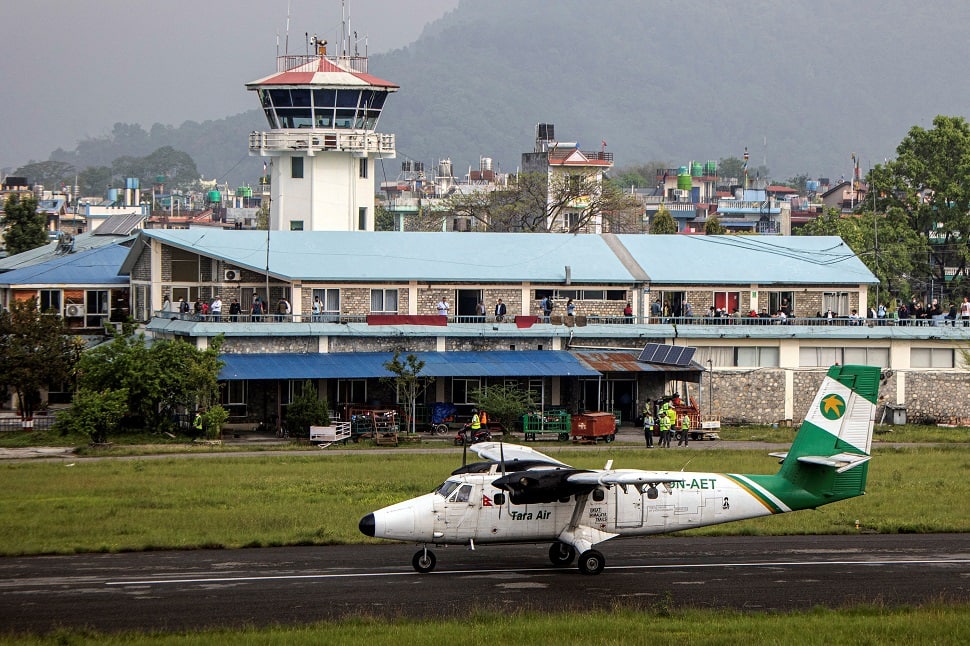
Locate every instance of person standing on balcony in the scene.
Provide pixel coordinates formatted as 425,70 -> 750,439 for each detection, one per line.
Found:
436,296 -> 450,318
494,298 -> 507,322
210,295 -> 222,322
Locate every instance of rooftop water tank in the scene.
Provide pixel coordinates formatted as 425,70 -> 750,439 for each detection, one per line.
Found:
704,160 -> 717,175
207,190 -> 222,203
691,162 -> 703,177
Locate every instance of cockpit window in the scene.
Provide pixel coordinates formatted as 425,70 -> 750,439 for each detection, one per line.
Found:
434,480 -> 461,498
450,484 -> 472,503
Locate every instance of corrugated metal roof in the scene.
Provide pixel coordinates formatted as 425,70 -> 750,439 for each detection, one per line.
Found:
615,234 -> 876,284
129,230 -> 876,287
0,232 -> 133,273
0,244 -> 130,286
218,350 -> 600,380
132,230 -> 633,284
572,350 -> 703,378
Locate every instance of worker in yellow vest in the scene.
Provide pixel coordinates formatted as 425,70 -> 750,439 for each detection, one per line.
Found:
678,412 -> 690,447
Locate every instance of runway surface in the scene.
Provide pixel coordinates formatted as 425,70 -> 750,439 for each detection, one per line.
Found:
1,533 -> 968,635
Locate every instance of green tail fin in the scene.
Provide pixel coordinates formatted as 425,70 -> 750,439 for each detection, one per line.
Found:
747,365 -> 881,511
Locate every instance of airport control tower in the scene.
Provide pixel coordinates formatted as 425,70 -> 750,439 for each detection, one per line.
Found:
246,36 -> 398,231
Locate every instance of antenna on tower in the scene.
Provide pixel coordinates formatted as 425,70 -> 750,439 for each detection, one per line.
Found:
284,0 -> 291,55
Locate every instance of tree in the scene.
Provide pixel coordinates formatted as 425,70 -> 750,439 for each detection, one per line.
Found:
469,384 -> 536,435
0,298 -> 77,426
77,165 -> 115,198
382,350 -> 431,435
75,332 -> 224,434
283,380 -> 330,439
797,207 -> 928,302
427,171 -> 641,233
870,115 -> 970,289
704,216 -> 726,235
649,205 -> 678,234
1,194 -> 48,255
375,204 -> 396,231
12,160 -> 77,190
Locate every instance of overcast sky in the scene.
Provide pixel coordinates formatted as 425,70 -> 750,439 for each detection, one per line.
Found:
0,0 -> 459,172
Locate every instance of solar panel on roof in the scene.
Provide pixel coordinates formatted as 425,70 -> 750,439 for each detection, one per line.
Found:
637,343 -> 696,367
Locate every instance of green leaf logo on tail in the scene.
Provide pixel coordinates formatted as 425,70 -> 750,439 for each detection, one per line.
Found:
820,394 -> 846,420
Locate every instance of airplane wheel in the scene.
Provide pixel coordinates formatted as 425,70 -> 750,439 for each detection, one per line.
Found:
578,549 -> 605,575
412,549 -> 436,573
549,541 -> 576,567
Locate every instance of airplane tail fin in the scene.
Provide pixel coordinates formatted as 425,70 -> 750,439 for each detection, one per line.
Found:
769,365 -> 881,508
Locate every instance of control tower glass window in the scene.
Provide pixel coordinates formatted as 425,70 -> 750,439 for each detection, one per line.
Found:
259,87 -> 390,130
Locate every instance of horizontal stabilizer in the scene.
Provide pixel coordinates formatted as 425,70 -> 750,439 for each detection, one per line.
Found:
769,451 -> 789,462
568,469 -> 685,487
796,452 -> 870,474
471,442 -> 570,467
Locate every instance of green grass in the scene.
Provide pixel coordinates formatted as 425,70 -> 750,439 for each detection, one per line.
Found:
717,423 -> 970,444
0,446 -> 968,556
2,605 -> 969,645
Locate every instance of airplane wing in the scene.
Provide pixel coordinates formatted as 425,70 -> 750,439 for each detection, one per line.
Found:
471,442 -> 571,468
567,469 -> 686,487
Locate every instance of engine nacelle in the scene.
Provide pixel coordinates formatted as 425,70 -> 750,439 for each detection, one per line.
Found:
491,469 -> 595,505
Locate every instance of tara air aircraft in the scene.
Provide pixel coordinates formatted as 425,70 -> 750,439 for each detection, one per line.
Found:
359,364 -> 881,574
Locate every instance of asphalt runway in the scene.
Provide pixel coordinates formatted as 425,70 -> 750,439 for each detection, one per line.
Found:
1,534 -> 967,635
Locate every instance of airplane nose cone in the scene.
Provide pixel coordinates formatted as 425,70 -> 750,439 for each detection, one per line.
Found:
358,513 -> 376,537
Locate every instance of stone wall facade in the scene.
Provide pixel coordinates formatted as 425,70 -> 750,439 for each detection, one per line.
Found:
707,368 -> 970,425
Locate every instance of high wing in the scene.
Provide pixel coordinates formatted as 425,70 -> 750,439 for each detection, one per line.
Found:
470,442 -> 571,468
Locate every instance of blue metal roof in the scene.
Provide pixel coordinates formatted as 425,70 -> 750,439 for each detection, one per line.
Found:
0,244 -> 130,286
615,234 -> 876,285
129,230 -> 876,287
133,230 -> 634,284
218,350 -> 600,380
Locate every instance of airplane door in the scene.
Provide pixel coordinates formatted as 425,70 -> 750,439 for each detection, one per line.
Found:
614,487 -> 643,528
437,483 -> 480,541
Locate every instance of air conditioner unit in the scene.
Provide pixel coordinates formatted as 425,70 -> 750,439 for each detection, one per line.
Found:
224,269 -> 240,281
673,189 -> 688,199
65,304 -> 84,317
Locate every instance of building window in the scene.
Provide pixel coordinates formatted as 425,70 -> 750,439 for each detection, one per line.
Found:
290,220 -> 304,231
359,158 -> 368,179
291,157 -> 304,179
823,292 -> 849,317
85,290 -> 109,328
312,288 -> 341,321
371,288 -> 398,313
358,207 -> 367,230
39,290 -> 62,314
911,348 -> 954,368
337,379 -> 367,404
171,248 -> 199,282
452,378 -> 481,404
736,346 -> 780,367
843,347 -> 890,368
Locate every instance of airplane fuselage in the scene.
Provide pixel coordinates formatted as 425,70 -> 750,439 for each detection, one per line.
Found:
368,469 -> 786,546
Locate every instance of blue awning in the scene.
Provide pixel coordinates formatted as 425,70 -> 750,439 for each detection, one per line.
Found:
218,351 -> 601,381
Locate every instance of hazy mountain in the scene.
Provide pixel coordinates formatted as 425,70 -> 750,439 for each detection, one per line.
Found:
51,0 -> 970,186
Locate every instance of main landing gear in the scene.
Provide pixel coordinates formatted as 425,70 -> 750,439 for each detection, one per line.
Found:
410,543 -> 605,574
551,541 -> 604,574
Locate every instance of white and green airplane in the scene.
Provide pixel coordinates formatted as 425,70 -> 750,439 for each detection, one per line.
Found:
360,364 -> 881,574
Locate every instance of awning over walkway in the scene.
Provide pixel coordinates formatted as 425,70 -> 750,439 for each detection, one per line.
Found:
572,350 -> 704,382
218,350 -> 601,381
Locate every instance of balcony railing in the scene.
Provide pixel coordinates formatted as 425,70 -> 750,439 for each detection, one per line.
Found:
249,130 -> 396,156
154,311 -> 964,328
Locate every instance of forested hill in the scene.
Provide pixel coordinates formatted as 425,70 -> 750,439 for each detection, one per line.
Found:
52,0 -> 970,186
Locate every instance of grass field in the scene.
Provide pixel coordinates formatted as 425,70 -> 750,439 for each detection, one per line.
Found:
0,445 -> 967,556
2,605 -> 969,645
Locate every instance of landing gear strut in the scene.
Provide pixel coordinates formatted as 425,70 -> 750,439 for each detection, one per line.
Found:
412,547 -> 436,573
578,549 -> 605,575
548,541 -> 576,567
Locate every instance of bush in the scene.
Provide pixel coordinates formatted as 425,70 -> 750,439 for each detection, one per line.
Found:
284,381 -> 331,438
54,388 -> 128,444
